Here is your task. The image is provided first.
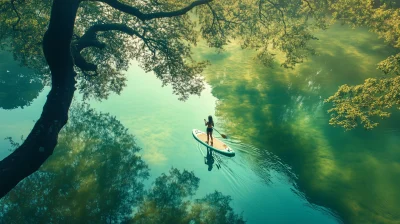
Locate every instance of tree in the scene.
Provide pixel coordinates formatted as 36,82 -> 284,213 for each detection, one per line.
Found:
325,0 -> 400,130
0,0 -> 330,198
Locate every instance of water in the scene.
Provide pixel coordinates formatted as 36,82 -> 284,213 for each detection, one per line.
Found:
86,64 -> 339,223
1,24 -> 400,223
192,24 -> 400,224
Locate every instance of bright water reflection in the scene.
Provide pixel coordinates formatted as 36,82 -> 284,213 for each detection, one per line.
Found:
193,24 -> 400,224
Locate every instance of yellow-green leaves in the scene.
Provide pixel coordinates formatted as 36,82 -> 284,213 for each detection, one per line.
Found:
378,53 -> 400,75
325,77 -> 400,130
326,0 -> 400,130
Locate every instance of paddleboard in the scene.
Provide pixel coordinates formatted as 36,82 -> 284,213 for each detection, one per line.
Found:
192,129 -> 235,156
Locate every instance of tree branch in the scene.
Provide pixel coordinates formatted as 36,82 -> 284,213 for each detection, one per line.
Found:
72,23 -> 168,72
72,48 -> 98,72
83,23 -> 138,37
206,3 -> 225,37
264,0 -> 287,35
99,0 -> 212,21
10,0 -> 21,30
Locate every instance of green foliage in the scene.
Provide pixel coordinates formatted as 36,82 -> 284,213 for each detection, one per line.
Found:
196,0 -> 329,68
132,168 -> 200,224
378,53 -> 400,75
188,191 -> 245,224
326,0 -> 400,129
132,168 -> 245,224
3,0 -> 399,128
0,0 -> 51,76
0,0 -> 331,101
325,77 -> 400,130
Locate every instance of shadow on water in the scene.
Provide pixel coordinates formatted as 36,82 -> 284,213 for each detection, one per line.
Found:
193,24 -> 400,224
204,148 -> 216,171
198,146 -> 223,171
0,51 -> 45,109
0,103 -> 245,224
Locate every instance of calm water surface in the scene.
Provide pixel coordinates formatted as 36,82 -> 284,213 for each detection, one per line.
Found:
1,24 -> 399,223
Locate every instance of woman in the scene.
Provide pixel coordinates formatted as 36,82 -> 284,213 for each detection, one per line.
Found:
204,115 -> 214,146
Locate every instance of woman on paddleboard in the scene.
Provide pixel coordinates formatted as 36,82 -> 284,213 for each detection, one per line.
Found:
204,115 -> 214,146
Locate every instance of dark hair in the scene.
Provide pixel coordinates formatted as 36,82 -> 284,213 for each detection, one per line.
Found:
208,115 -> 214,126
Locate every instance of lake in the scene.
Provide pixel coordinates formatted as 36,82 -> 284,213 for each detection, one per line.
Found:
1,24 -> 399,223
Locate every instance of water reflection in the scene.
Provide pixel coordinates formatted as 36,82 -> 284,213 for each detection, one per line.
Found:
0,51 -> 44,109
194,24 -> 400,224
132,168 -> 244,224
195,144 -> 223,171
0,103 -> 149,222
205,148 -> 215,171
0,103 -> 244,223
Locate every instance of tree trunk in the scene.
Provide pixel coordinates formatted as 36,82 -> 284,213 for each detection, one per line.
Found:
0,0 -> 80,198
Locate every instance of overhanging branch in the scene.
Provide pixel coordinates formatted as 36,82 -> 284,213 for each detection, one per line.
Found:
206,3 -> 225,37
72,23 -> 166,72
99,0 -> 212,21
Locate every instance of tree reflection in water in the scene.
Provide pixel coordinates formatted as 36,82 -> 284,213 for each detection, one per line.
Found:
0,103 -> 244,223
0,51 -> 45,110
133,168 -> 244,224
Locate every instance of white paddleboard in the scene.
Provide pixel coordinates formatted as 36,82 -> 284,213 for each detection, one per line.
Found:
192,129 -> 235,156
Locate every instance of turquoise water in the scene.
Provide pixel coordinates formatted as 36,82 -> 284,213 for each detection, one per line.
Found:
0,65 -> 339,223
1,24 -> 400,223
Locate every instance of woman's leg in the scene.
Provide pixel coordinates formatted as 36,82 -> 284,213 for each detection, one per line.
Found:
206,131 -> 210,144
210,132 -> 213,146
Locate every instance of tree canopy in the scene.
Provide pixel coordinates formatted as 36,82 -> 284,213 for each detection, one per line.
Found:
1,0 -> 330,100
2,0 -> 399,130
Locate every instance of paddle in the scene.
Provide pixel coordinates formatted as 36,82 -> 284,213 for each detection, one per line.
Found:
214,128 -> 227,139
